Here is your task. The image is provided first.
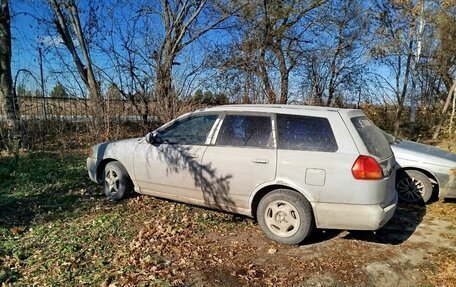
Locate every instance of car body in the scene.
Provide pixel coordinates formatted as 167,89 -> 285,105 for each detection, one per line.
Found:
382,132 -> 456,203
87,104 -> 398,244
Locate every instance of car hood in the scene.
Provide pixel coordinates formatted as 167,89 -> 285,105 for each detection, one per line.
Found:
391,140 -> 456,168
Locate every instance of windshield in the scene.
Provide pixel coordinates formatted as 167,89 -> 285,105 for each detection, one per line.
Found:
351,116 -> 393,159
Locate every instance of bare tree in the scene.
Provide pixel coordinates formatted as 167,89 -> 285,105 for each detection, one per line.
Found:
217,0 -> 325,104
96,1 -> 155,126
408,0 -> 426,132
0,0 -> 19,149
145,0 -> 238,121
48,0 -> 103,131
301,0 -> 369,107
431,0 -> 456,139
371,0 -> 420,136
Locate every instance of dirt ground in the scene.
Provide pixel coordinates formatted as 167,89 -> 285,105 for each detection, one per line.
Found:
120,196 -> 456,287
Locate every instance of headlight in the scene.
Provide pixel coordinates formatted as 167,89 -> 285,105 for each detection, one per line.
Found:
450,168 -> 456,176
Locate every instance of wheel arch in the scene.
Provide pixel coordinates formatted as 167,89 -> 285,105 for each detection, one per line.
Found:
96,158 -> 117,183
250,183 -> 312,218
398,167 -> 440,187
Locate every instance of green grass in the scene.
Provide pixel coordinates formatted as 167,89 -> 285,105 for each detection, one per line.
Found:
0,152 -> 95,229
0,152 -> 140,285
0,151 -> 233,286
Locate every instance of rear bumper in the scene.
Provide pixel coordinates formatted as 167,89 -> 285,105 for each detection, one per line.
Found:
313,191 -> 398,230
86,157 -> 98,183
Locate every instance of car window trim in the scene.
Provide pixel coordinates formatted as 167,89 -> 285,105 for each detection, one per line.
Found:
211,112 -> 276,149
157,112 -> 221,146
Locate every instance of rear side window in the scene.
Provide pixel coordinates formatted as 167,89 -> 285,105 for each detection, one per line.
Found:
277,114 -> 338,152
216,115 -> 272,148
351,116 -> 392,159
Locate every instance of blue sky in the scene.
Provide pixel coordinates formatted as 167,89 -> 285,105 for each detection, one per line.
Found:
10,0 -> 237,97
9,0 -> 403,106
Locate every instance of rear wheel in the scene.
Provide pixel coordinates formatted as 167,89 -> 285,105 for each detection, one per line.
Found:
396,170 -> 432,204
103,161 -> 132,202
257,189 -> 314,245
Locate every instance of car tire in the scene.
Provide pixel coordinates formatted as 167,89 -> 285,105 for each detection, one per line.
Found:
103,161 -> 132,202
396,170 -> 433,204
257,189 -> 314,245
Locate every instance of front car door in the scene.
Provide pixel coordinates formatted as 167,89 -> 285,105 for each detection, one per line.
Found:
201,113 -> 277,214
134,113 -> 220,202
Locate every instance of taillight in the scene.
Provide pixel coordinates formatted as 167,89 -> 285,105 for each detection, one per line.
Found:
352,155 -> 383,180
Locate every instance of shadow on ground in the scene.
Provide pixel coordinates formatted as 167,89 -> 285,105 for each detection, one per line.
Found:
443,198 -> 456,203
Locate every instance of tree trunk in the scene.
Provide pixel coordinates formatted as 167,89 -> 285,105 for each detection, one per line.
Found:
156,56 -> 175,122
393,102 -> 404,137
66,1 -> 103,129
272,45 -> 289,104
259,48 -> 276,104
49,0 -> 103,134
0,0 -> 19,149
449,88 -> 455,135
393,39 -> 413,136
327,46 -> 341,107
433,80 -> 456,139
409,0 -> 425,133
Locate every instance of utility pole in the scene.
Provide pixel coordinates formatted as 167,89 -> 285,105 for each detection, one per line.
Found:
39,47 -> 47,120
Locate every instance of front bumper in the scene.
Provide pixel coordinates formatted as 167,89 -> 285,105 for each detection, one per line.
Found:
87,157 -> 98,183
434,172 -> 456,199
441,184 -> 456,199
313,191 -> 398,230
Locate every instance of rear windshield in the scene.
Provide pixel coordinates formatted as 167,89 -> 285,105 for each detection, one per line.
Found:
351,116 -> 392,159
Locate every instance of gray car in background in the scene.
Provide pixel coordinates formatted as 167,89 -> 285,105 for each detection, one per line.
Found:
87,105 -> 397,245
383,132 -> 456,203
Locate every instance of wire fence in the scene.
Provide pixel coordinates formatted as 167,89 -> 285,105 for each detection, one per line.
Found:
0,96 -> 207,149
1,96 -> 451,150
0,96 -> 150,122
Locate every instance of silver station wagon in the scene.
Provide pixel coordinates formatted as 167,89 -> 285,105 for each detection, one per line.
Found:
87,105 -> 398,245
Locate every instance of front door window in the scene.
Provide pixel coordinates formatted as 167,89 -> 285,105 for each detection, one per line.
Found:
158,114 -> 218,145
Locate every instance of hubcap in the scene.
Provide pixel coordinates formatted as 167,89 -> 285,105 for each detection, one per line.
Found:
396,177 -> 424,202
105,169 -> 120,194
264,200 -> 300,237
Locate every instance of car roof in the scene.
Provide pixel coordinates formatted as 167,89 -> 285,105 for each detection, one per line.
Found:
195,104 -> 360,115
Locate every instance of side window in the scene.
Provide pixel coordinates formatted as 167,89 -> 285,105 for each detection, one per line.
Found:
158,114 -> 218,145
277,114 -> 338,152
351,116 -> 392,159
216,115 -> 272,148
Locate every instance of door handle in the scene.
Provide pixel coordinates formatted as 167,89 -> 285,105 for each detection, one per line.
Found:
187,154 -> 199,158
252,159 -> 269,164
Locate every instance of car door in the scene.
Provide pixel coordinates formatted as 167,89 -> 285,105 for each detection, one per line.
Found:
134,113 -> 220,201
201,113 -> 277,212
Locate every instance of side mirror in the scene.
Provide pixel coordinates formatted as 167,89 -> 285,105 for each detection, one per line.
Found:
145,132 -> 156,144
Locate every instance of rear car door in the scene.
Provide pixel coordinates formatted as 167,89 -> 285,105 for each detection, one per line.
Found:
201,113 -> 277,212
275,112 -> 356,203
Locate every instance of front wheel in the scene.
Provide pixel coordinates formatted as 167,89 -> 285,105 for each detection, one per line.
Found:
396,170 -> 433,204
103,161 -> 132,202
257,189 -> 314,245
